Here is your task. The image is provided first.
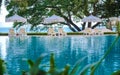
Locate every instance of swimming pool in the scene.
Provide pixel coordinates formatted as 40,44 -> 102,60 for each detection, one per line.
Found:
0,35 -> 120,75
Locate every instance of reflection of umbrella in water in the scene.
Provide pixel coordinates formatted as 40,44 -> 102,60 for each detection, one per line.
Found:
43,15 -> 65,24
6,14 -> 27,22
81,15 -> 102,22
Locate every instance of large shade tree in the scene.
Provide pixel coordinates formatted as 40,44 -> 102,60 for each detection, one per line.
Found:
5,0 -> 120,32
95,0 -> 120,30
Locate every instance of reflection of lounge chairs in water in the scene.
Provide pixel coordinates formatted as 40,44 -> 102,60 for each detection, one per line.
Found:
18,28 -> 27,36
8,28 -> 16,36
58,28 -> 67,36
47,28 -> 56,36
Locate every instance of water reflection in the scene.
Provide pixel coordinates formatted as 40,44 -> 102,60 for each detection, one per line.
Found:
0,36 -> 8,59
0,35 -> 119,75
6,36 -> 28,75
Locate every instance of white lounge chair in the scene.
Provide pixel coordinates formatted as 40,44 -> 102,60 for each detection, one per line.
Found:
58,28 -> 67,36
82,28 -> 94,35
93,28 -> 103,35
8,28 -> 16,36
47,28 -> 56,36
101,28 -> 113,33
18,28 -> 27,36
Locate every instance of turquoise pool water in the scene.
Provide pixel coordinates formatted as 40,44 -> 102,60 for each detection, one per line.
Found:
0,35 -> 120,75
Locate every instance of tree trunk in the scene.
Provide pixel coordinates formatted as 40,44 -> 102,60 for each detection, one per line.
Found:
92,22 -> 101,29
63,16 -> 81,32
67,22 -> 76,32
61,22 -> 76,32
82,22 -> 86,30
68,25 -> 76,32
68,20 -> 81,31
88,22 -> 91,28
107,22 -> 112,30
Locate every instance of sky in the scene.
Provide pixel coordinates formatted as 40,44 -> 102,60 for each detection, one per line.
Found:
0,0 -> 13,28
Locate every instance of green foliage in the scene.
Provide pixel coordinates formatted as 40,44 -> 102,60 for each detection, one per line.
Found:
112,70 -> 120,75
0,32 -> 117,36
27,59 -> 34,68
96,0 -> 120,18
5,0 -> 120,32
0,59 -> 6,75
0,35 -> 120,75
116,21 -> 120,35
104,32 -> 116,34
0,33 -> 8,36
23,53 -> 95,75
48,53 -> 55,73
90,36 -> 120,75
69,57 -> 87,75
27,53 -> 47,75
4,0 -> 100,31
0,53 -> 119,75
67,32 -> 83,35
27,32 -> 47,35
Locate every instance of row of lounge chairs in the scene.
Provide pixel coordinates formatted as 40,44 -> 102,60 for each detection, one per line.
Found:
47,28 -> 67,36
81,28 -> 113,35
8,27 -> 112,36
8,28 -> 27,37
9,28 -> 67,37
81,28 -> 103,35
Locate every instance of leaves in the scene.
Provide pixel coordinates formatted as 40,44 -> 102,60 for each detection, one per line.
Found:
5,0 -> 120,31
69,56 -> 87,75
116,21 -> 120,35
112,70 -> 120,75
0,59 -> 6,75
62,64 -> 70,75
49,53 -> 55,73
27,53 -> 47,75
90,36 -> 120,75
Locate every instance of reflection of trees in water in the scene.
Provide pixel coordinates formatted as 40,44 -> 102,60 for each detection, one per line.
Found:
26,36 -> 47,60
75,36 -> 106,63
6,36 -> 28,75
8,36 -> 28,54
4,35 -> 120,75
103,36 -> 120,74
48,37 -> 71,68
